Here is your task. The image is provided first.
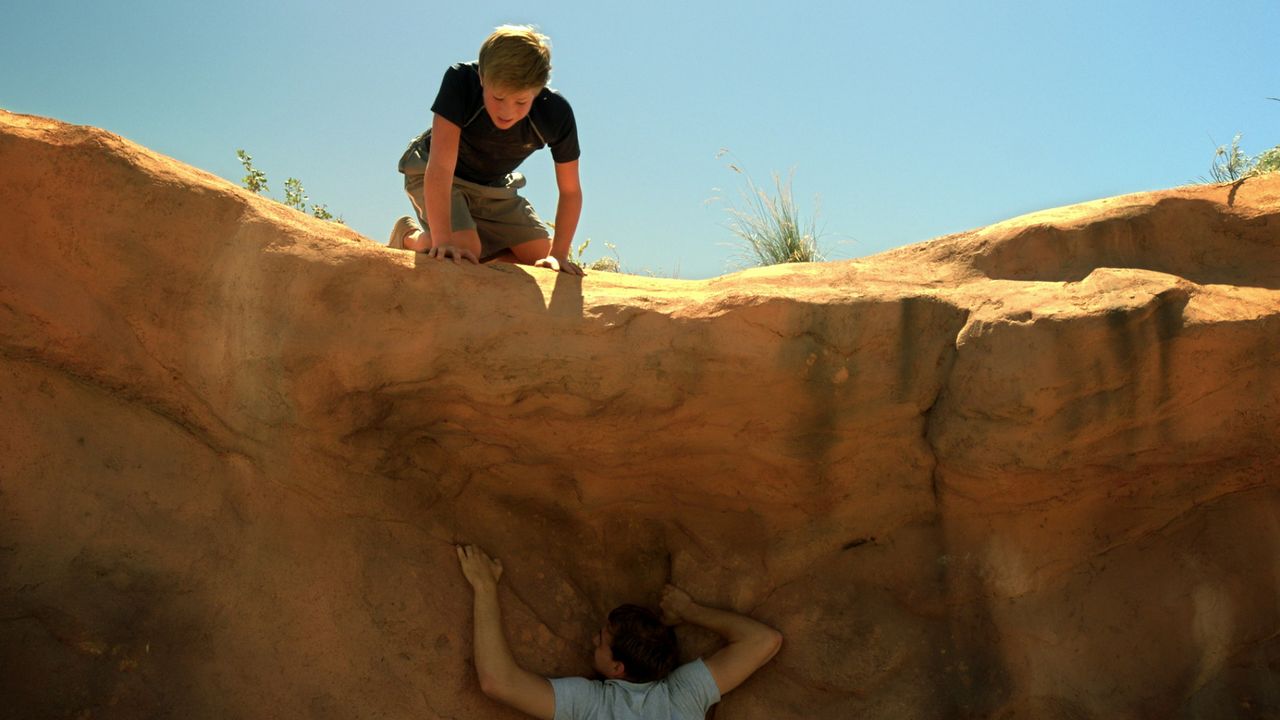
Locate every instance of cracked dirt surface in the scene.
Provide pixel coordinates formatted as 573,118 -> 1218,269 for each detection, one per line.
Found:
2,109 -> 1279,718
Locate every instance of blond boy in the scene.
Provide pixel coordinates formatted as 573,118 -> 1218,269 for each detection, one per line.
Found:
391,26 -> 584,275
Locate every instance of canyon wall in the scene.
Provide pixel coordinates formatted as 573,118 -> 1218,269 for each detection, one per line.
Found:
2,110 -> 1278,718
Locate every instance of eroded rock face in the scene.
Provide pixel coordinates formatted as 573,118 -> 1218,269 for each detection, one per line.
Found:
1,109 -> 1277,719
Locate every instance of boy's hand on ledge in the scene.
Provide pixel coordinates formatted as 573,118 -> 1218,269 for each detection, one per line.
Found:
457,544 -> 503,593
534,255 -> 585,276
660,584 -> 695,625
425,244 -> 479,264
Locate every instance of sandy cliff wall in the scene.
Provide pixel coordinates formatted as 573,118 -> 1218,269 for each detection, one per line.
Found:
2,109 -> 1278,718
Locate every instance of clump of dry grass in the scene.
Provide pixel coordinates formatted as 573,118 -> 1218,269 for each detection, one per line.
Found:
715,149 -> 824,268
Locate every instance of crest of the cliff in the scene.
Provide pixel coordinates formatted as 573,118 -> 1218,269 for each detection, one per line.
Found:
2,109 -> 1278,718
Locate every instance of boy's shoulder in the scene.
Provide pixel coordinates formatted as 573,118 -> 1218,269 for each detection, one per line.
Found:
449,60 -> 480,75
534,85 -> 573,113
442,60 -> 482,86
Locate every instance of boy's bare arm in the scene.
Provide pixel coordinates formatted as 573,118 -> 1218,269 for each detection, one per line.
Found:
552,160 -> 583,264
661,584 -> 783,696
534,159 -> 584,275
456,545 -> 555,719
421,114 -> 477,263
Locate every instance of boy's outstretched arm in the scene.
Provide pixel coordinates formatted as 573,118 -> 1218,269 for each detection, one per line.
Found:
456,545 -> 555,720
418,114 -> 478,263
660,584 -> 783,696
534,160 -> 584,275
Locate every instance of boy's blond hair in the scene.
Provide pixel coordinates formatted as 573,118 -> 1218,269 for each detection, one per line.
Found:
478,25 -> 552,91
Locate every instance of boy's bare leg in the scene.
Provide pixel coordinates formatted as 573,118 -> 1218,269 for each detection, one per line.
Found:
403,230 -> 430,252
405,231 -> 557,268
510,237 -> 584,275
508,237 -> 553,264
485,249 -> 519,264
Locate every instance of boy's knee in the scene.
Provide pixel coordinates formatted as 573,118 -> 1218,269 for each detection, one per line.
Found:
508,237 -> 552,264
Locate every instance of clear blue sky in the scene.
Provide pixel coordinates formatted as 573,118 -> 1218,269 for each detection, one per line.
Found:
4,1 -> 1277,278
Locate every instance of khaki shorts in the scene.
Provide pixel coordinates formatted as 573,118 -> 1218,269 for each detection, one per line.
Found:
398,134 -> 551,260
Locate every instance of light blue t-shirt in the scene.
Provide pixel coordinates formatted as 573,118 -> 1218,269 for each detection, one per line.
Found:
550,658 -> 721,720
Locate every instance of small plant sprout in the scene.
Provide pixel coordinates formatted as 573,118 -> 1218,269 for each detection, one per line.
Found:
236,150 -> 268,194
1207,134 -> 1252,183
283,177 -> 307,211
234,150 -> 343,223
567,237 -> 622,272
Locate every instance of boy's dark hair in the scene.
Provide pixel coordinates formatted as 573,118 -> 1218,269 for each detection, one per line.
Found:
607,604 -> 679,682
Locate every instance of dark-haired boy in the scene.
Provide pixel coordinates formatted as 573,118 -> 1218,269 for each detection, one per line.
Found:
455,544 -> 783,720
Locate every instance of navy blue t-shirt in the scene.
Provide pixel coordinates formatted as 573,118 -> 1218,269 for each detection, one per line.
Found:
422,61 -> 580,185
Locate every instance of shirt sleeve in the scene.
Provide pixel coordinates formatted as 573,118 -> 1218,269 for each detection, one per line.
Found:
538,91 -> 581,164
429,63 -> 477,128
549,676 -> 604,720
665,659 -> 722,718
